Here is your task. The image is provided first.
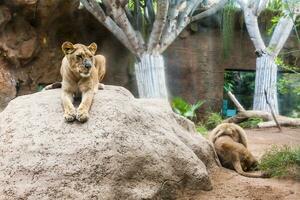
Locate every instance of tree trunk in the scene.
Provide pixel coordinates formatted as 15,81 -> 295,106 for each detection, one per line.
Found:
134,54 -> 168,98
253,55 -> 279,114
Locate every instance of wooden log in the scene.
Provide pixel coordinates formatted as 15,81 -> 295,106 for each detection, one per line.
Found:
223,110 -> 272,123
223,110 -> 300,128
227,91 -> 245,112
258,117 -> 300,128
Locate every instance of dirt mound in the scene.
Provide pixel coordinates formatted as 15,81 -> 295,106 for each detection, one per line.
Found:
0,86 -> 218,199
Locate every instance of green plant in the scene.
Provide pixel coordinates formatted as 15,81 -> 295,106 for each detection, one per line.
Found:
205,112 -> 223,130
196,123 -> 208,137
222,0 -> 237,59
239,117 -> 264,128
171,97 -> 205,120
224,71 -> 235,92
267,0 -> 283,11
259,145 -> 300,179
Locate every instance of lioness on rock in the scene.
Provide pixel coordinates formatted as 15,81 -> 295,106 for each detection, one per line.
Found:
45,42 -> 106,123
209,123 -> 268,178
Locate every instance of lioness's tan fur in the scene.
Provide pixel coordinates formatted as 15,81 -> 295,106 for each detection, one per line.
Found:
209,123 -> 268,178
45,42 -> 106,122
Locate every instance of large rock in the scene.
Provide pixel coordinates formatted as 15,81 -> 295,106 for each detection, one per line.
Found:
0,86 -> 218,199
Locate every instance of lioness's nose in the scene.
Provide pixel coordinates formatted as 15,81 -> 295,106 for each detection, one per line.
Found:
83,59 -> 92,69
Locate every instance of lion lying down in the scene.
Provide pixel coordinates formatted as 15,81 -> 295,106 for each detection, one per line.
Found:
209,123 -> 269,178
44,42 -> 106,123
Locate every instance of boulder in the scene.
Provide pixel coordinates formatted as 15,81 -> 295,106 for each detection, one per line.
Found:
0,86 -> 218,199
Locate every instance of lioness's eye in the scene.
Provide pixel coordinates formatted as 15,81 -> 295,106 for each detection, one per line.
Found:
76,55 -> 83,59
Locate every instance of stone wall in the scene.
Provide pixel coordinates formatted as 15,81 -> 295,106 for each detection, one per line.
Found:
164,24 -> 257,114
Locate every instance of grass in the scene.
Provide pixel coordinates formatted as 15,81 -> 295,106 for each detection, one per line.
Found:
196,123 -> 208,137
195,112 -> 223,137
259,145 -> 300,179
239,117 -> 264,128
205,112 -> 223,130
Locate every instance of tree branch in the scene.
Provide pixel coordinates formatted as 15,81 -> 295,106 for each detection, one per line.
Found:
268,10 -> 298,57
256,0 -> 268,16
80,0 -> 136,54
103,0 -> 145,56
237,0 -> 267,56
191,0 -> 227,22
147,0 -> 169,52
236,0 -> 247,10
160,0 -> 202,53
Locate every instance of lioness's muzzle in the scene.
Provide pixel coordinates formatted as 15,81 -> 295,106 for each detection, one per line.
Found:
83,59 -> 92,69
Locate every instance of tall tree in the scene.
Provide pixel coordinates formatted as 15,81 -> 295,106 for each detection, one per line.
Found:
237,0 -> 300,114
80,0 -> 224,98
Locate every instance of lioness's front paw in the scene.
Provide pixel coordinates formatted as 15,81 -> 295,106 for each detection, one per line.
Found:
98,83 -> 105,90
64,111 -> 76,122
76,110 -> 89,123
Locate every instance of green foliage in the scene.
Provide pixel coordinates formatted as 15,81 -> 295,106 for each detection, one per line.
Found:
267,15 -> 282,35
223,71 -> 234,93
259,145 -> 300,179
275,57 -> 300,117
239,117 -> 263,128
276,57 -> 300,74
224,71 -> 235,92
127,0 -> 156,38
289,105 -> 300,118
223,71 -> 255,110
266,0 -> 283,11
205,112 -> 223,130
171,97 -> 205,120
223,82 -> 234,92
277,77 -> 293,95
196,123 -> 208,137
221,0 -> 237,59
266,0 -> 300,40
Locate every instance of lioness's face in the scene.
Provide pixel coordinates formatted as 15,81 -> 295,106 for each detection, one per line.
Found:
61,42 -> 97,78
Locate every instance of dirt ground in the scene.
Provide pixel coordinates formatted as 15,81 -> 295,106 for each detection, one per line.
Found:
187,127 -> 300,200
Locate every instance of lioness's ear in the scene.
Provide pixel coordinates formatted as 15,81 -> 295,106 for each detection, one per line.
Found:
62,41 -> 75,55
88,42 -> 97,55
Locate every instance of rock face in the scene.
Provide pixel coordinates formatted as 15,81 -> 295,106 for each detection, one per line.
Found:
0,63 -> 16,111
0,86 -> 218,199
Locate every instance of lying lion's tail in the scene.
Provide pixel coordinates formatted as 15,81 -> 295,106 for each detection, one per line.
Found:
42,82 -> 62,91
233,161 -> 269,178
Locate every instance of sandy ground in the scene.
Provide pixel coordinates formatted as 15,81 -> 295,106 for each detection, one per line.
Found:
183,127 -> 300,200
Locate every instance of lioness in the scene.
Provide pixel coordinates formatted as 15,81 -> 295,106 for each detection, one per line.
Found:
45,42 -> 106,122
209,123 -> 268,178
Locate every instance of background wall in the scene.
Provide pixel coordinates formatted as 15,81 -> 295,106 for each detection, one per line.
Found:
0,0 -> 299,116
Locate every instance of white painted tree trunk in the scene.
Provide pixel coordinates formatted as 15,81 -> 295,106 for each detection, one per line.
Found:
134,54 -> 168,98
253,55 -> 279,114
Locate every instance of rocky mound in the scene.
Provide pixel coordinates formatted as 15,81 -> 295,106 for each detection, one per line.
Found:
0,86 -> 218,199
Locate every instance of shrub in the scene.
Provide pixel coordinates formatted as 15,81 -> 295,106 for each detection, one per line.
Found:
205,112 -> 223,130
259,145 -> 300,179
239,117 -> 264,128
171,97 -> 204,120
196,123 -> 208,137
